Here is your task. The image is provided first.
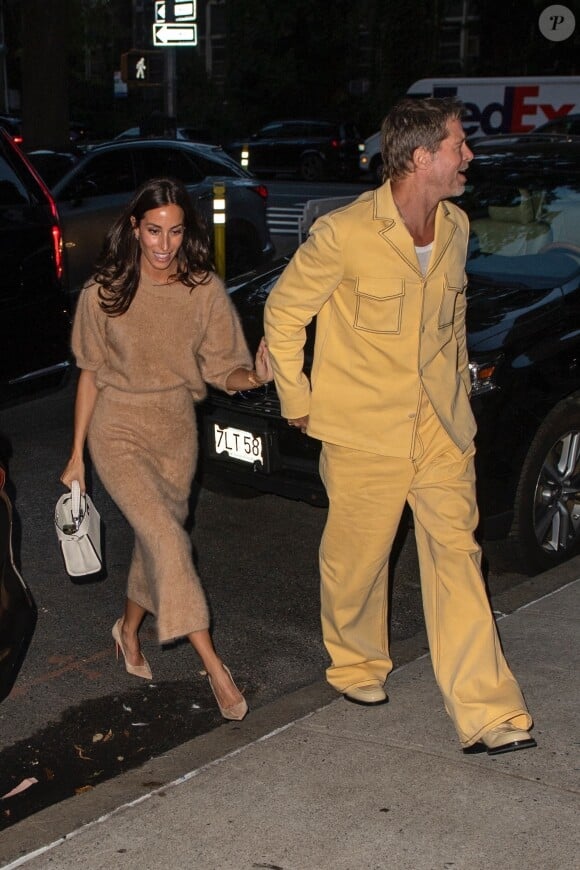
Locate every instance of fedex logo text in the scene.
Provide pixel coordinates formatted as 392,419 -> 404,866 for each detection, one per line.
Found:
433,85 -> 575,136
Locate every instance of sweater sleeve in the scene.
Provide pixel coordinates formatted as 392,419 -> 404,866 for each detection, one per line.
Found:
195,277 -> 252,392
71,283 -> 108,371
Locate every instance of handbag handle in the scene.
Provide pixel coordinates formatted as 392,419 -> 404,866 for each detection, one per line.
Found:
70,480 -> 82,525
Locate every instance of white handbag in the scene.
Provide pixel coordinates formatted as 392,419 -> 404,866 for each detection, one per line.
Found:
55,481 -> 102,577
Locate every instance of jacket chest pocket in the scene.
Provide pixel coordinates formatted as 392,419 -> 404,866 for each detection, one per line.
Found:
353,278 -> 404,334
438,275 -> 464,328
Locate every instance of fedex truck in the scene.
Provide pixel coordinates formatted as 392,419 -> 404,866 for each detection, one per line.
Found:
360,76 -> 580,182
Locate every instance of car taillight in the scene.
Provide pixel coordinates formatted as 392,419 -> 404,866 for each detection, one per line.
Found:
52,224 -> 63,280
13,135 -> 23,145
252,184 -> 268,201
330,139 -> 340,149
12,139 -> 64,282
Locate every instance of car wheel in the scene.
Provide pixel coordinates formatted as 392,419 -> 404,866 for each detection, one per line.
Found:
225,223 -> 261,278
370,155 -> 384,187
299,153 -> 325,182
511,398 -> 580,574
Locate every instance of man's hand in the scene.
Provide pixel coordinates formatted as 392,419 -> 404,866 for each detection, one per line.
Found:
287,415 -> 309,434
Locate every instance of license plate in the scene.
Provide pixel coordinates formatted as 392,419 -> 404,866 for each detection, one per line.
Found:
213,423 -> 264,466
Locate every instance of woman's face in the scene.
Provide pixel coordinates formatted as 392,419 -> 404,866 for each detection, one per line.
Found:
132,203 -> 185,280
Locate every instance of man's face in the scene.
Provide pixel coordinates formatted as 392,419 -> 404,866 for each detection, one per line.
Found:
426,117 -> 473,198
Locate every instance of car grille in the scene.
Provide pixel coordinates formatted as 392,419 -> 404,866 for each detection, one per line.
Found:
208,386 -> 282,419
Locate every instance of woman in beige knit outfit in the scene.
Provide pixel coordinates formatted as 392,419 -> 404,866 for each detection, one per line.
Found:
61,177 -> 272,720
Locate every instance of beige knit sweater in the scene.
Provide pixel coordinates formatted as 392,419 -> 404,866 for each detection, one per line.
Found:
72,272 -> 252,399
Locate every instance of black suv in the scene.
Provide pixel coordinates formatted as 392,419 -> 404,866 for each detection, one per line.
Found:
0,130 -> 70,405
198,137 -> 580,576
226,119 -> 363,182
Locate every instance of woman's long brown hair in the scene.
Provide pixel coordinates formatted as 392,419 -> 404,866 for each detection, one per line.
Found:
94,176 -> 214,316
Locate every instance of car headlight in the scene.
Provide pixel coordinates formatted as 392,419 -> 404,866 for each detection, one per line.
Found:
469,357 -> 501,396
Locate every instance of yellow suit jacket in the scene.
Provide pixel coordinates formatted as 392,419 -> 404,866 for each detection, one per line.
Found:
264,181 -> 477,458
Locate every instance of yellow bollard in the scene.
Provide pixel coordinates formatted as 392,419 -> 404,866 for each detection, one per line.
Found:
213,182 -> 226,278
240,145 -> 249,169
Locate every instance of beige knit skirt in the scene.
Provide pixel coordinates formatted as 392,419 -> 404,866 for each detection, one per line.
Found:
88,385 -> 209,642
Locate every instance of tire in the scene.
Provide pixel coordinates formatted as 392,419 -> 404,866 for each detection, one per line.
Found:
299,153 -> 325,182
511,397 -> 580,574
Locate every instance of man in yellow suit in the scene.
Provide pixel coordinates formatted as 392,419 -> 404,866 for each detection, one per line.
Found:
264,97 -> 536,755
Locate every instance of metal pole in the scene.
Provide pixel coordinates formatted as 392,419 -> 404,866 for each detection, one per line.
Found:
165,48 -> 176,117
164,0 -> 176,118
205,0 -> 212,77
213,182 -> 226,278
0,0 -> 9,113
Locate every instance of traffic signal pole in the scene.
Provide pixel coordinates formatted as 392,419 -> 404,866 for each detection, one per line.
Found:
164,47 -> 176,118
164,0 -> 176,118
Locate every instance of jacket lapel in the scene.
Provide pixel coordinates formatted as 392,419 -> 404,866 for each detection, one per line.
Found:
373,182 -> 458,278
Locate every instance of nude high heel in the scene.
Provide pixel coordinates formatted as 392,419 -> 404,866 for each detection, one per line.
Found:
207,664 -> 248,721
112,618 -> 152,681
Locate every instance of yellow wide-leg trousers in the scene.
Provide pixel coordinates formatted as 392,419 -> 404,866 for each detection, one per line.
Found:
318,395 -> 532,747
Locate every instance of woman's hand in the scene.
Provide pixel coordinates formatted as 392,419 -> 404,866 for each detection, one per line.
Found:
60,456 -> 86,494
254,336 -> 274,384
59,369 -> 98,494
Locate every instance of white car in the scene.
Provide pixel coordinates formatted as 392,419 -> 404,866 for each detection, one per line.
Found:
359,131 -> 382,185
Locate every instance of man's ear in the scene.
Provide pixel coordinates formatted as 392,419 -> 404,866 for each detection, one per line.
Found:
414,146 -> 433,171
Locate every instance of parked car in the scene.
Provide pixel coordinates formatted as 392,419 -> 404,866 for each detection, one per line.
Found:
49,139 -> 274,297
0,114 -> 23,145
0,458 -> 37,704
114,125 -> 213,143
26,148 -> 82,187
359,129 -> 383,186
198,136 -> 580,575
534,113 -> 580,137
0,129 -> 71,405
226,119 -> 364,182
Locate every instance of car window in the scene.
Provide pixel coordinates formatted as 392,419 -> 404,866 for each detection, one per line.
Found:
462,174 -> 580,287
188,150 -> 241,179
62,150 -> 135,198
0,151 -> 33,206
305,122 -> 333,136
342,122 -> 361,139
280,123 -> 310,137
257,124 -> 283,138
133,146 -> 204,185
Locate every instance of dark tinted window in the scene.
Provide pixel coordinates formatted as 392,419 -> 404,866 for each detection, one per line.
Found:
134,145 -> 203,185
257,124 -> 284,138
341,122 -> 361,139
64,150 -> 135,198
189,150 -> 241,178
0,151 -> 33,206
280,123 -> 311,137
305,122 -> 334,136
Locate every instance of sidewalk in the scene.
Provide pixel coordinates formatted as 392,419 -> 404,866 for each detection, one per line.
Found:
1,577 -> 578,870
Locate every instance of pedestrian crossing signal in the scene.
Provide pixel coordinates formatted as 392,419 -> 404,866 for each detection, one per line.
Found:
120,51 -> 164,85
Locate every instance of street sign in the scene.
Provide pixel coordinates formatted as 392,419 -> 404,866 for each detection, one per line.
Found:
153,22 -> 198,46
120,50 -> 164,84
155,1 -> 196,22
